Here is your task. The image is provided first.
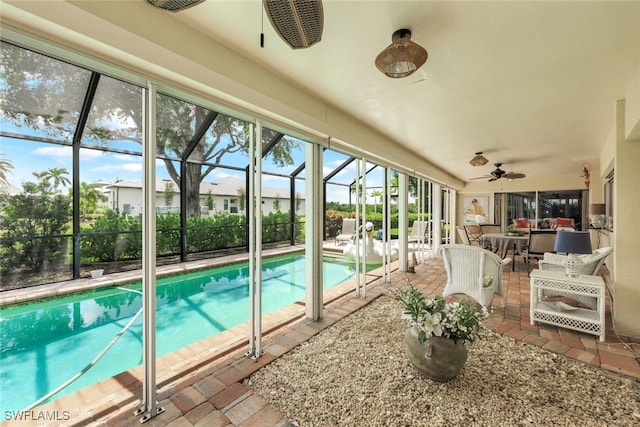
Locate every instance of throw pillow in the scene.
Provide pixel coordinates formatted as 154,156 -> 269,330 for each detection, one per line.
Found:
556,217 -> 573,227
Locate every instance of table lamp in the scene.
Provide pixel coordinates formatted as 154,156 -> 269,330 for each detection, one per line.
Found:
553,231 -> 592,277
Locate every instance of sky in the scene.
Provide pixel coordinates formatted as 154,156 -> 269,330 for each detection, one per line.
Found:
0,130 -> 388,205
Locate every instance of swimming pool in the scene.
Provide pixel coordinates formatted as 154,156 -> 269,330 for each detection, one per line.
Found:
0,253 -> 372,413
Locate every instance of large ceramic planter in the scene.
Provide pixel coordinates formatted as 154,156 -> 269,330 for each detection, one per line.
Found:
404,327 -> 468,382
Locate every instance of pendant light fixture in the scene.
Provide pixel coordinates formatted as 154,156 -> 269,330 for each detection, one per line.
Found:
147,0 -> 204,12
469,152 -> 489,167
263,0 -> 324,49
375,29 -> 428,78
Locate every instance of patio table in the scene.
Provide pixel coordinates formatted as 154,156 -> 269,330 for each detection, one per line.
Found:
480,233 -> 528,271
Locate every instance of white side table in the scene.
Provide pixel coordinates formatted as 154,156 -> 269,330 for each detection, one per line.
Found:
530,269 -> 606,342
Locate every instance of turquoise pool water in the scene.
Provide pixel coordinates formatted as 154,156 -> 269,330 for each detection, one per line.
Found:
0,253 -> 369,413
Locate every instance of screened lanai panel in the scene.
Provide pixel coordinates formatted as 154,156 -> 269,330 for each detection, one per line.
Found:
0,42 -> 92,143
185,113 -> 253,168
156,93 -> 213,160
0,139 -> 73,290
185,167 -> 247,261
79,149 -> 143,274
260,127 -> 305,176
81,75 -> 143,152
323,149 -> 353,184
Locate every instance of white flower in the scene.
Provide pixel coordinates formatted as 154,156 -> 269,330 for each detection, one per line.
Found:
418,312 -> 443,337
395,282 -> 486,345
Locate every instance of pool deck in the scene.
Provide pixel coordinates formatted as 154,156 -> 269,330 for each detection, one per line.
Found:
2,245 -> 639,426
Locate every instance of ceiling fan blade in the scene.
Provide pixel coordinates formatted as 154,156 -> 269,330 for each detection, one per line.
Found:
504,172 -> 526,179
470,175 -> 491,180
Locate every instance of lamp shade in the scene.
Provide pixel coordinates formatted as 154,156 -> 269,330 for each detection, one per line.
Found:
554,231 -> 592,254
590,203 -> 605,215
469,152 -> 489,166
263,0 -> 324,49
375,29 -> 428,78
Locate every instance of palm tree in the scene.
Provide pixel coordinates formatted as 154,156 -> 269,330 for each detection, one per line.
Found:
34,167 -> 71,193
78,182 -> 107,218
0,154 -> 14,189
370,190 -> 383,213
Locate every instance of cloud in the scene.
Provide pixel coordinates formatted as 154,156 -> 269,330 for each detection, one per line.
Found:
92,162 -> 142,173
32,145 -> 71,160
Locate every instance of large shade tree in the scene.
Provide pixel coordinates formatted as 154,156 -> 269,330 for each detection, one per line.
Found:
0,41 -> 300,218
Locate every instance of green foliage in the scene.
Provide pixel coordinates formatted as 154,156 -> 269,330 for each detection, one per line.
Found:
0,175 -> 70,272
77,181 -> 107,217
187,214 -> 245,252
205,191 -> 214,211
156,214 -> 181,256
324,210 -> 348,239
80,210 -> 142,261
262,211 -> 291,243
393,281 -> 488,345
78,211 -> 300,262
164,181 -> 176,207
0,153 -> 14,189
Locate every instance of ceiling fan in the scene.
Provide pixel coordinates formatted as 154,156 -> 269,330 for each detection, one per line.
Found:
472,163 -> 526,182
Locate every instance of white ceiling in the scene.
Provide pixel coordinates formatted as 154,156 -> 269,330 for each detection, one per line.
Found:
170,0 -> 639,184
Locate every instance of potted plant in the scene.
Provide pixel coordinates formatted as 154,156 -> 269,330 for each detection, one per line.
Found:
505,225 -> 523,236
394,282 -> 488,381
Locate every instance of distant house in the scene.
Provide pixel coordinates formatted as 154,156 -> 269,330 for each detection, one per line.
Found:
104,176 -> 304,216
0,183 -> 23,196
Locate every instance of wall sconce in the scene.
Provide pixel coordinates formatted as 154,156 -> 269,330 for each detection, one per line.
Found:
581,163 -> 591,189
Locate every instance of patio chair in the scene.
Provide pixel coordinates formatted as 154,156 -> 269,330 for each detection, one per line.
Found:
408,220 -> 429,244
480,224 -> 501,235
537,246 -> 613,309
524,230 -> 557,275
464,224 -> 483,245
479,223 -> 501,251
438,244 -> 511,307
335,218 -> 357,245
455,226 -> 471,245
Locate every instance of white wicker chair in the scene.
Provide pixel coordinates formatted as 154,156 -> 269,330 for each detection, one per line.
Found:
537,246 -> 612,308
438,244 -> 511,307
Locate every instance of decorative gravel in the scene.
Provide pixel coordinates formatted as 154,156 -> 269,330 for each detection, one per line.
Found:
245,296 -> 640,426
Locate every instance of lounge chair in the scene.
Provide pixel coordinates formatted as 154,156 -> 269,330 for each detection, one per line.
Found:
408,220 -> 429,245
335,218 -> 357,245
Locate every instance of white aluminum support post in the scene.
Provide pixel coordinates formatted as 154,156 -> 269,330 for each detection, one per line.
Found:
432,183 -> 442,251
382,167 -> 390,282
247,123 -> 256,357
135,82 -> 164,423
427,182 -> 433,251
353,158 -> 361,296
247,123 -> 263,359
417,179 -> 425,255
305,142 -> 323,320
447,188 -> 456,244
360,157 -> 367,297
354,158 -> 367,297
398,173 -> 409,272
